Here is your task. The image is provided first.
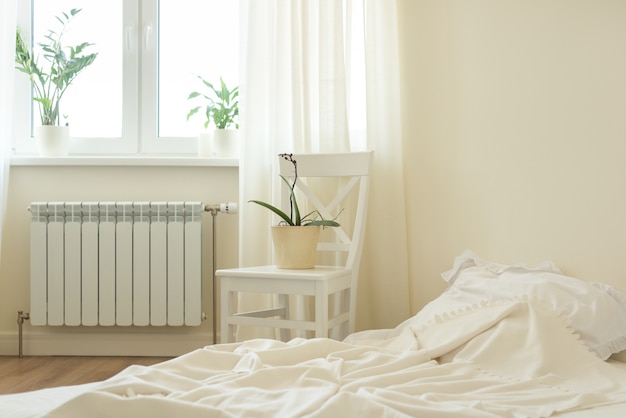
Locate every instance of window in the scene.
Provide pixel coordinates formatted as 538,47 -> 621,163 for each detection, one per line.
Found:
13,0 -> 239,155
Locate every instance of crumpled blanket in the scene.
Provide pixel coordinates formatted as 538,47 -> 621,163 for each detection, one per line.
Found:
42,299 -> 626,418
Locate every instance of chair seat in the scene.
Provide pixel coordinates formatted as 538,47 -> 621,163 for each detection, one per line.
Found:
218,266 -> 351,299
217,265 -> 351,281
218,266 -> 354,343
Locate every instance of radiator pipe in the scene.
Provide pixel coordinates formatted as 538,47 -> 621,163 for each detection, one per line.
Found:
204,202 -> 238,345
17,311 -> 30,358
211,209 -> 218,345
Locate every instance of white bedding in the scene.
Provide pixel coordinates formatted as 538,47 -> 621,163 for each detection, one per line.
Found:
3,252 -> 626,417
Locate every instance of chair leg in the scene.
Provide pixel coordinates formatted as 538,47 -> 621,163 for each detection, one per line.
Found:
278,293 -> 290,341
342,288 -> 351,339
314,286 -> 329,339
330,292 -> 343,340
347,288 -> 356,336
294,295 -> 308,339
220,287 -> 234,343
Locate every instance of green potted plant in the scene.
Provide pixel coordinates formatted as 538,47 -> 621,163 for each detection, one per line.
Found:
250,153 -> 340,269
187,75 -> 239,158
15,8 -> 98,156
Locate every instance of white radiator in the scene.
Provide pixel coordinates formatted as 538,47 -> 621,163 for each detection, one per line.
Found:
29,201 -> 203,327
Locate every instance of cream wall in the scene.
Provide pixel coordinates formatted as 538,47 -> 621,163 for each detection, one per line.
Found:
0,163 -> 239,356
398,0 -> 626,313
3,0 -> 626,355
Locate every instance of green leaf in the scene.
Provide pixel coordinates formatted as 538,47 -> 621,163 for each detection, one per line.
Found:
187,74 -> 238,129
306,219 -> 340,227
186,106 -> 201,120
15,8 -> 97,125
249,200 -> 294,226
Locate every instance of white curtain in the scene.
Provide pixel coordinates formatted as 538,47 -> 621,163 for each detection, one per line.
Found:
237,0 -> 409,338
0,0 -> 17,262
359,0 -> 410,330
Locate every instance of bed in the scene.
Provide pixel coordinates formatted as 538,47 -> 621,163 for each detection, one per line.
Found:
3,250 -> 626,417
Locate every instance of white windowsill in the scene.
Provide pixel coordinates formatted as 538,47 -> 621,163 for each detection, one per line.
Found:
10,155 -> 240,167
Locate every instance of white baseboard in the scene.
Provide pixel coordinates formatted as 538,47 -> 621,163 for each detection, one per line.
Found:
0,329 -> 216,357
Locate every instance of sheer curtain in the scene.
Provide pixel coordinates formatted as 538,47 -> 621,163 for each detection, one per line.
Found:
359,0 -> 410,330
237,0 -> 409,338
0,0 -> 17,261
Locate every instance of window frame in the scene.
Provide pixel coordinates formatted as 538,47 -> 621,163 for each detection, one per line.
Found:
12,0 -> 201,156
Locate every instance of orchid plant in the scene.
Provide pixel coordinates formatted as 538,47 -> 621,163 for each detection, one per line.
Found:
249,153 -> 340,227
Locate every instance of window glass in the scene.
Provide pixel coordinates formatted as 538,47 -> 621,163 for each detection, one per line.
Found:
33,0 -> 123,137
158,0 -> 239,138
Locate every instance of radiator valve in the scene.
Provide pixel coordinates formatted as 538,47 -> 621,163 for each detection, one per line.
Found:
205,202 -> 238,215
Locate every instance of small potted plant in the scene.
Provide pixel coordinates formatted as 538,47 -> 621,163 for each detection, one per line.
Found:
187,75 -> 239,158
250,153 -> 340,269
15,8 -> 98,156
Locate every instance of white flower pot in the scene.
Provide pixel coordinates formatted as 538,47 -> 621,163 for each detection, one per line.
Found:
35,125 -> 70,157
271,226 -> 320,269
198,129 -> 239,158
198,132 -> 213,157
214,129 -> 239,157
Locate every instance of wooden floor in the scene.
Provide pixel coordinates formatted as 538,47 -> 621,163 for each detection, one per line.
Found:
0,356 -> 172,395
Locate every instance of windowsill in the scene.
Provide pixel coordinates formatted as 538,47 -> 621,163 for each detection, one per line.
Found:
10,155 -> 240,167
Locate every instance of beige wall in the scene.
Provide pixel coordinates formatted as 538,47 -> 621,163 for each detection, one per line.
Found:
0,164 -> 239,355
399,0 -> 626,313
3,0 -> 626,355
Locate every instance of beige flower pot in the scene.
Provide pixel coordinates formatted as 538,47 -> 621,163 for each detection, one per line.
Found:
271,226 -> 320,269
35,125 -> 70,156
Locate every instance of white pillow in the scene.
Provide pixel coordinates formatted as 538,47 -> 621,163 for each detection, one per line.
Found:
409,250 -> 626,360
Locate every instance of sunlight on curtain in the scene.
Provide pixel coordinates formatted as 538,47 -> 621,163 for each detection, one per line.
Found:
0,0 -> 17,262
238,0 -> 409,339
360,0 -> 410,330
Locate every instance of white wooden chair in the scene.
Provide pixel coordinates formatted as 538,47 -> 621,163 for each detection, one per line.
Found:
217,151 -> 372,343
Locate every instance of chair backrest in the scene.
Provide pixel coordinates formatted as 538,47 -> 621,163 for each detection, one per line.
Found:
278,151 -> 372,271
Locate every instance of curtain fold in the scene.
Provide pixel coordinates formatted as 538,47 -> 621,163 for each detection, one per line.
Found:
360,0 -> 410,330
0,0 -> 17,262
237,0 -> 409,338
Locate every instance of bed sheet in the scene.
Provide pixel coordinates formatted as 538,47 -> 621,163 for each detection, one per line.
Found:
2,298 -> 626,418
554,401 -> 626,417
0,383 -> 98,418
552,361 -> 626,417
3,359 -> 626,418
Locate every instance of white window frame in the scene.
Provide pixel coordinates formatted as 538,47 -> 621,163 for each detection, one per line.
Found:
12,0 -> 201,156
